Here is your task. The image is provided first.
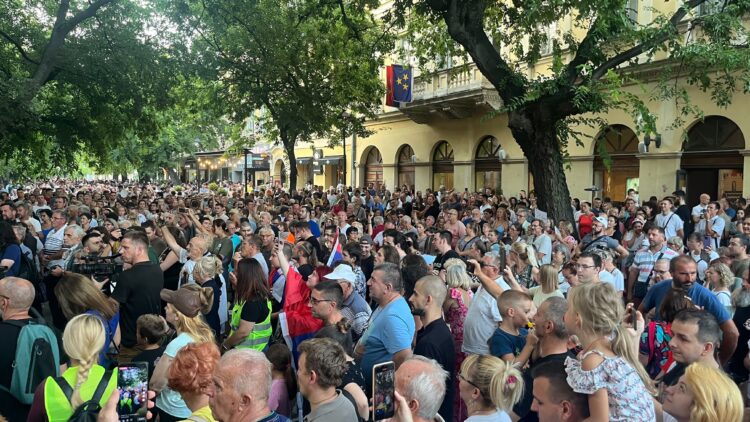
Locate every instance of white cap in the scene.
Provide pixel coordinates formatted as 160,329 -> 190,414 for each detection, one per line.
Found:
594,216 -> 608,227
324,264 -> 357,285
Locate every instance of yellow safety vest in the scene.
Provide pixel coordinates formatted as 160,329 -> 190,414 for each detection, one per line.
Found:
43,365 -> 118,422
229,299 -> 272,350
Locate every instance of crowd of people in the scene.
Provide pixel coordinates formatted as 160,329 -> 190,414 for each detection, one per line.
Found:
0,180 -> 749,421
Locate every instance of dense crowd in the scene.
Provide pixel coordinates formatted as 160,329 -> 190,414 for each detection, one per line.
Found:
0,180 -> 748,422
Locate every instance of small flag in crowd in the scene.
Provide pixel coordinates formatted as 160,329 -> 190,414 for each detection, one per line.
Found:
326,232 -> 344,267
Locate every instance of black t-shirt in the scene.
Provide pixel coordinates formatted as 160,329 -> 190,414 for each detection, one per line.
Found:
111,261 -> 164,348
516,351 -> 572,422
132,345 -> 166,380
728,305 -> 750,382
0,318 -> 65,422
361,256 -> 374,282
433,250 -> 460,272
662,362 -> 686,387
424,204 -> 440,220
202,277 -> 222,340
240,297 -> 270,324
414,318 -> 456,422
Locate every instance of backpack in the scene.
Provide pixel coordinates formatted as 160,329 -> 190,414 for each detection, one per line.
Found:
0,318 -> 60,404
53,369 -> 113,422
18,251 -> 40,285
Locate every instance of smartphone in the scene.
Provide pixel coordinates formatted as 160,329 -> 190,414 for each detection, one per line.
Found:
178,207 -> 187,213
630,307 -> 638,328
372,361 -> 395,421
117,362 -> 148,422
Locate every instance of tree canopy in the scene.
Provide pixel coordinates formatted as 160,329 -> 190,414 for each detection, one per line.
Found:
390,0 -> 750,221
167,0 -> 393,189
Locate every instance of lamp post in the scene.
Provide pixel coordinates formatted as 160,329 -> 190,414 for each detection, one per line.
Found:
243,148 -> 249,196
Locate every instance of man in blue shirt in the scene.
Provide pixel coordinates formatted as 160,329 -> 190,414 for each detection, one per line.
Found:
639,255 -> 738,364
356,262 -> 415,394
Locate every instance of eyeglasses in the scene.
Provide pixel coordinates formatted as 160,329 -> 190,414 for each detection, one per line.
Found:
309,296 -> 334,305
575,264 -> 596,269
458,373 -> 479,389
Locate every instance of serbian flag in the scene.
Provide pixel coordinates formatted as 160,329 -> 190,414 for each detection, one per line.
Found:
385,65 -> 396,107
326,232 -> 344,267
278,266 -> 323,421
279,267 -> 323,364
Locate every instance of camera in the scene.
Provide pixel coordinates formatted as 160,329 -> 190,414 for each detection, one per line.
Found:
71,254 -> 123,279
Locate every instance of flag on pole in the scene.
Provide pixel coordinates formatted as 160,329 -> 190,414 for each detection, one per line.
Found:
326,232 -> 344,267
392,65 -> 412,104
385,65 -> 396,107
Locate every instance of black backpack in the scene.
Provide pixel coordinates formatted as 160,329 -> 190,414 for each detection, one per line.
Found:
18,251 -> 40,285
53,370 -> 113,422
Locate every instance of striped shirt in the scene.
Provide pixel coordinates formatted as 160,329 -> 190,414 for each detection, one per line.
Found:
43,225 -> 66,268
631,245 -> 678,284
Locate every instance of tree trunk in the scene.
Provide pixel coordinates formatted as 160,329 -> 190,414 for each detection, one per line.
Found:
509,111 -> 575,227
287,146 -> 298,193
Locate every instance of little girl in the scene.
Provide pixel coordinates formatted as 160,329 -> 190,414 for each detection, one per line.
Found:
564,282 -> 656,421
265,343 -> 293,418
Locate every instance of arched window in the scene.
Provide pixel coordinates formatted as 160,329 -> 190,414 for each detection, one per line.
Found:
364,147 -> 383,189
432,141 -> 454,190
397,145 -> 415,191
475,136 -> 502,191
592,125 -> 639,202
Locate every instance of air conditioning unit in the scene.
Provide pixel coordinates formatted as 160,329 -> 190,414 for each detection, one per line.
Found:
497,148 -> 507,160
410,154 -> 417,163
638,142 -> 648,154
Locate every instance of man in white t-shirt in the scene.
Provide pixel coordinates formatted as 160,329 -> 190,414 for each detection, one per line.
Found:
691,193 -> 711,225
531,219 -> 553,265
655,198 -> 684,240
696,201 -> 725,249
462,253 -> 510,355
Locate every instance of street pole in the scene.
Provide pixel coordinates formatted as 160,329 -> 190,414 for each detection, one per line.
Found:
351,132 -> 357,188
244,148 -> 248,197
342,128 -> 347,188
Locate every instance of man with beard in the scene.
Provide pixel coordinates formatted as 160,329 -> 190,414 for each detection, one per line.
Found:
639,255 -> 739,365
727,270 -> 750,383
409,275 -> 454,421
309,281 -> 353,353
576,216 -> 628,258
728,234 -> 750,279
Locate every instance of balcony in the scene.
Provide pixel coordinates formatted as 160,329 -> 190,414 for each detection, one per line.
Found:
399,64 -> 503,124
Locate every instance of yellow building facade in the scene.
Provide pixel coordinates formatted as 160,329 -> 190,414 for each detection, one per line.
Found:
270,1 -> 749,207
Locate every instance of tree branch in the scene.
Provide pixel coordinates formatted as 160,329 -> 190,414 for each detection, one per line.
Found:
590,0 -> 706,81
64,0 -> 117,32
0,29 -> 40,65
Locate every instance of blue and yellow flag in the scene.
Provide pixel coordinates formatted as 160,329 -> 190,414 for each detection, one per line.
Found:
392,65 -> 412,104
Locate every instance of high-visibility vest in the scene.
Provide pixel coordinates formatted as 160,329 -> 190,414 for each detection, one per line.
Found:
43,365 -> 117,422
229,299 -> 272,350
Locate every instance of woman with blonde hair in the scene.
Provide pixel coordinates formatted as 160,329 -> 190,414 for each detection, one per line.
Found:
458,354 -> 524,421
661,363 -> 743,422
509,241 -> 539,289
28,314 -> 118,421
704,262 -> 734,316
192,255 -> 227,340
506,264 -> 563,307
442,257 -> 473,421
152,284 -> 215,421
55,272 -> 120,366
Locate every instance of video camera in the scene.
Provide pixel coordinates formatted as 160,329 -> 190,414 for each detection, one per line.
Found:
71,254 -> 123,279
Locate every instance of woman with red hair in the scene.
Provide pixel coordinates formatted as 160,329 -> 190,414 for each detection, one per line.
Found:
167,342 -> 221,422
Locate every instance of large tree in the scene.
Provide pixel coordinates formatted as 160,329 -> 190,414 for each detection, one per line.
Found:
390,0 -> 750,222
168,0 -> 392,190
0,0 -> 184,166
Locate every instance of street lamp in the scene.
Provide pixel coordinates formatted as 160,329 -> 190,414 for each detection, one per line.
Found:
243,148 -> 249,196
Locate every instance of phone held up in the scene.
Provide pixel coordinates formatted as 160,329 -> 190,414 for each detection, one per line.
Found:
117,362 -> 149,422
372,361 -> 395,421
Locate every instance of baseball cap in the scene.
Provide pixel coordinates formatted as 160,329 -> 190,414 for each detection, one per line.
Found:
324,264 -> 357,285
594,216 -> 608,227
160,285 -> 213,318
360,235 -> 373,245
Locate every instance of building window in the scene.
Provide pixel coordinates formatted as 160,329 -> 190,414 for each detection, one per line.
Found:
432,141 -> 454,190
397,145 -> 416,191
475,136 -> 502,192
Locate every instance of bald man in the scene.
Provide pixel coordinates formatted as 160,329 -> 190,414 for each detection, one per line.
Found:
408,275 -> 454,421
0,277 -> 62,420
394,356 -> 449,422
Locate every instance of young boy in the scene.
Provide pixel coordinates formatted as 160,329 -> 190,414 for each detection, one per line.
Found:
489,290 -> 536,366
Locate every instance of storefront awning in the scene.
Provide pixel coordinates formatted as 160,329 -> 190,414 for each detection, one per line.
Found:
319,156 -> 344,165
297,157 -> 313,165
